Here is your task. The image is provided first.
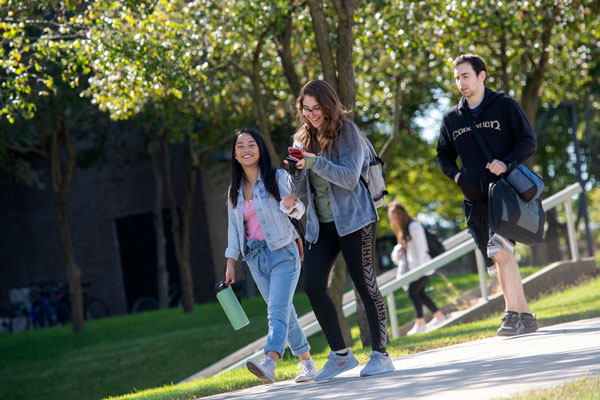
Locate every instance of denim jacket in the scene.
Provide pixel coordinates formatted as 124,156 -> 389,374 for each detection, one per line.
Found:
288,122 -> 377,244
225,169 -> 305,260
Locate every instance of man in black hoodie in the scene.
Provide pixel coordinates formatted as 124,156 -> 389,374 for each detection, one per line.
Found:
437,54 -> 538,336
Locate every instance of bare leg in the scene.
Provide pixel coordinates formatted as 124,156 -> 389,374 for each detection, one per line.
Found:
267,351 -> 280,362
414,317 -> 425,326
493,247 -> 530,313
298,351 -> 311,361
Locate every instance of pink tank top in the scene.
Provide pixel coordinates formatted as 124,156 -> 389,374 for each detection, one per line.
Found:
243,199 -> 265,241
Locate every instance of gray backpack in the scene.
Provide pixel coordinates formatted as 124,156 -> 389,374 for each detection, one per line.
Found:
360,135 -> 388,208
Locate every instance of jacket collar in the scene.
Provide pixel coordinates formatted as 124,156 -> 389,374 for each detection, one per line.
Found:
237,170 -> 263,194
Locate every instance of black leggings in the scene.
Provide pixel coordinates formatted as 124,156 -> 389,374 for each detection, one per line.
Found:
303,222 -> 388,353
408,276 -> 438,318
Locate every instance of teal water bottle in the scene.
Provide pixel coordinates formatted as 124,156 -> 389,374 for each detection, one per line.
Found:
215,281 -> 249,330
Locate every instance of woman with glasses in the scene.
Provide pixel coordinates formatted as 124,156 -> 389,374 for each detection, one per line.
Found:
225,128 -> 318,384
287,80 -> 395,381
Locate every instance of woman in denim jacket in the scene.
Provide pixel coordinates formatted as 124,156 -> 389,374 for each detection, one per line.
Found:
287,80 -> 394,381
225,128 -> 318,384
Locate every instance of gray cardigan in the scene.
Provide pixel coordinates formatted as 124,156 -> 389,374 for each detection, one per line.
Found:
288,122 -> 378,243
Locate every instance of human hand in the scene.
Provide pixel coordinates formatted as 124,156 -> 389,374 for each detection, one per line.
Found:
283,194 -> 298,209
294,158 -> 306,169
296,152 -> 315,170
225,262 -> 235,286
486,159 -> 507,176
454,172 -> 461,183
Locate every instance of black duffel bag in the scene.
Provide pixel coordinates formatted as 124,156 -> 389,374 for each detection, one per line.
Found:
505,162 -> 544,203
488,178 -> 545,245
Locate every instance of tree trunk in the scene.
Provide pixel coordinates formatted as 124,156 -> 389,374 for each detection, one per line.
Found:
520,30 -> 551,128
180,139 -> 200,311
380,75 -> 402,164
276,17 -> 302,97
327,257 -> 354,347
583,88 -> 600,178
332,0 -> 356,111
149,141 -> 169,309
498,33 -> 511,94
307,0 -> 338,90
250,28 -> 280,165
50,120 -> 84,333
530,209 -> 564,266
162,136 -> 196,312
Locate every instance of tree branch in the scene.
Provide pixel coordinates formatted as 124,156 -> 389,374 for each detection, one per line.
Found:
306,0 -> 338,90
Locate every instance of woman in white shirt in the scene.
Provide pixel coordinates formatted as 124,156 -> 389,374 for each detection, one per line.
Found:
388,202 -> 446,335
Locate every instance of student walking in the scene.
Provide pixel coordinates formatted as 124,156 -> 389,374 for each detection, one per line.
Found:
288,80 -> 395,381
225,128 -> 318,384
388,202 -> 446,335
436,54 -> 539,336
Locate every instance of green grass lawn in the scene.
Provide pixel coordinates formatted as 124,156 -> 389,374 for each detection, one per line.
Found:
1,266 -> 596,400
499,374 -> 600,400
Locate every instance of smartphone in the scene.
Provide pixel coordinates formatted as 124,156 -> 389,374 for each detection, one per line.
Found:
288,147 -> 304,160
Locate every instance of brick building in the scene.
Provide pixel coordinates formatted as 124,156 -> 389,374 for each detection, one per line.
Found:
0,129 -> 232,317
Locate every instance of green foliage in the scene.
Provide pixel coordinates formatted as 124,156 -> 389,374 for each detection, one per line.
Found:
430,0 -> 599,102
0,1 -> 90,122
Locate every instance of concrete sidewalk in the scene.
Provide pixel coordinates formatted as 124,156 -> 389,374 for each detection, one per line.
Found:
200,317 -> 600,399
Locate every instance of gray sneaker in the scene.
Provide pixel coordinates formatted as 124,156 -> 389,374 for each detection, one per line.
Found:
496,311 -> 523,336
519,313 -> 539,334
360,351 -> 395,377
246,356 -> 276,384
314,350 -> 359,382
295,358 -> 318,383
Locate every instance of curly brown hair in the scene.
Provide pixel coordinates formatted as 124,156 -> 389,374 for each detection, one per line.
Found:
293,79 -> 352,154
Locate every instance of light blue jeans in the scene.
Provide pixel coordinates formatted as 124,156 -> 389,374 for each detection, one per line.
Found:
244,239 -> 310,357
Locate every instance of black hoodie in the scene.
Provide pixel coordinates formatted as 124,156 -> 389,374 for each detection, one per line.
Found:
436,87 -> 536,202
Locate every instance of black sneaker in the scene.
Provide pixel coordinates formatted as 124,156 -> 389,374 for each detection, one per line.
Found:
519,313 -> 539,334
496,311 -> 523,336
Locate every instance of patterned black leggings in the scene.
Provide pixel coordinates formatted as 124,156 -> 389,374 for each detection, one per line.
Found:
303,222 -> 388,353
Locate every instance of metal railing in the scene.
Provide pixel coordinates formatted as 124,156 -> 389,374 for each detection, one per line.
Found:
358,182 -> 583,338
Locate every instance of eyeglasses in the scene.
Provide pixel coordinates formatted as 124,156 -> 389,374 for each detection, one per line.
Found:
302,106 -> 322,116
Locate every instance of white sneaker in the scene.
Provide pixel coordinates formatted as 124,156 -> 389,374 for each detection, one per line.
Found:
246,355 -> 276,384
487,233 -> 515,258
314,350 -> 359,382
426,315 -> 446,328
406,323 -> 426,336
360,351 -> 395,377
295,358 -> 318,383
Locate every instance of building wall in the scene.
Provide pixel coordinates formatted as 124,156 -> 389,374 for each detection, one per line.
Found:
0,131 -> 216,316
200,160 -> 233,285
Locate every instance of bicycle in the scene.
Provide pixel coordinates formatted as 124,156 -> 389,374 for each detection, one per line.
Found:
5,287 -> 36,332
82,283 -> 109,320
38,282 -> 109,322
131,284 -> 182,313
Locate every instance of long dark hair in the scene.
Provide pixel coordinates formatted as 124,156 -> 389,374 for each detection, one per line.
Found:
294,79 -> 351,154
228,128 -> 280,208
